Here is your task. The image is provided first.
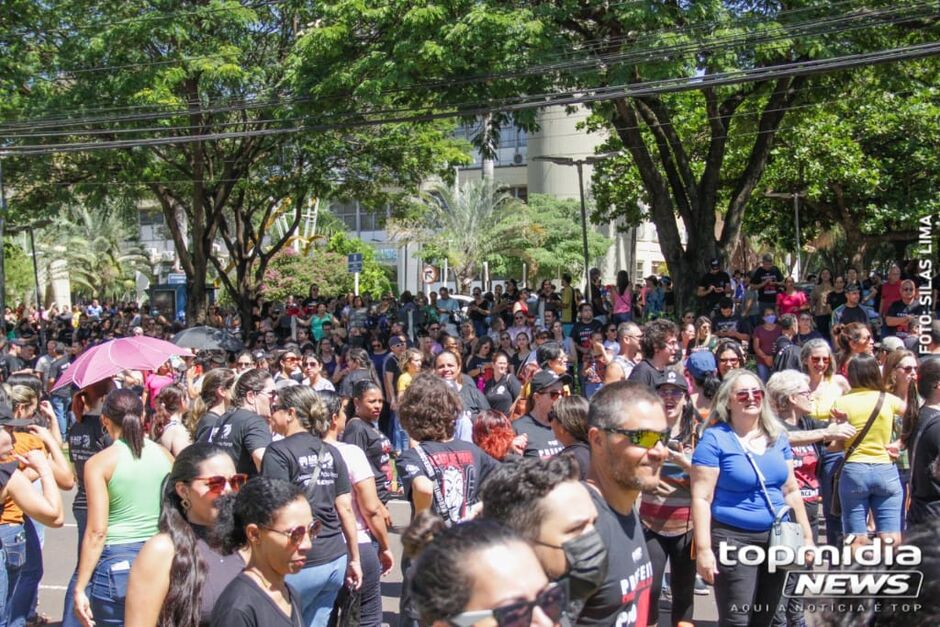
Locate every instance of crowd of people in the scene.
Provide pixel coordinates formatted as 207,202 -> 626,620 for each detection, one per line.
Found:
0,255 -> 937,627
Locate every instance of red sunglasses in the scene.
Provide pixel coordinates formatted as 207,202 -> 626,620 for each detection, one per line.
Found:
734,389 -> 764,403
194,474 -> 248,494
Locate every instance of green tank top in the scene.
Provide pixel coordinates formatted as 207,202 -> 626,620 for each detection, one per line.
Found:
106,439 -> 171,544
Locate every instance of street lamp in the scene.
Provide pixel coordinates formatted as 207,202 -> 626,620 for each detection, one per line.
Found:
7,219 -> 52,348
765,190 -> 805,281
533,151 -> 620,304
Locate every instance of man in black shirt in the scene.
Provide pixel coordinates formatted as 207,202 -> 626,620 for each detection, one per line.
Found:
513,370 -> 571,459
885,280 -> 928,338
697,258 -> 731,316
711,298 -> 751,344
627,319 -> 679,391
749,253 -> 784,307
831,284 -> 872,328
580,381 -> 666,625
572,303 -> 603,369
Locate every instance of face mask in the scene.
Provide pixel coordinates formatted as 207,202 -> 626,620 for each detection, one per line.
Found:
538,528 -> 609,610
764,315 -> 777,324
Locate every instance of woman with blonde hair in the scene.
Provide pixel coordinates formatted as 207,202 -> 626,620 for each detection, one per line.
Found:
691,369 -> 814,626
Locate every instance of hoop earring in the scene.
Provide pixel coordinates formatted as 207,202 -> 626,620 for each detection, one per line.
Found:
181,496 -> 191,511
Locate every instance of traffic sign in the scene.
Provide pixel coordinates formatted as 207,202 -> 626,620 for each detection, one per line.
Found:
422,265 -> 439,284
347,253 -> 363,273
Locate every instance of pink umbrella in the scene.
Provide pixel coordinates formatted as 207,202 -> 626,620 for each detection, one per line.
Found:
51,336 -> 194,392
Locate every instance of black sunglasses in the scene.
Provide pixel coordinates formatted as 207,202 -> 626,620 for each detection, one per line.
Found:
448,581 -> 567,627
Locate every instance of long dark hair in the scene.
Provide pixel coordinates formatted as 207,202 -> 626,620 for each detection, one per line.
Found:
156,443 -> 229,627
616,270 -> 630,296
101,388 -> 145,458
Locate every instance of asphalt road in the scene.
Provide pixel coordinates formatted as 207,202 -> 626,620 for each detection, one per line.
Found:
39,490 -> 719,626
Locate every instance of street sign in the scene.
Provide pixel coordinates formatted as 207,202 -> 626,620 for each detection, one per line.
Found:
167,273 -> 187,285
422,265 -> 439,284
347,253 -> 363,273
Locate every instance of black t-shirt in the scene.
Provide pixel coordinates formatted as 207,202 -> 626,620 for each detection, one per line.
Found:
711,312 -> 748,337
626,359 -> 663,391
885,299 -> 928,336
750,266 -> 785,303
382,353 -> 401,390
468,299 -> 490,323
262,433 -> 351,566
194,411 -> 223,442
49,357 -> 73,400
209,573 -> 303,627
341,417 -> 392,504
834,304 -> 870,326
577,489 -> 653,626
337,368 -> 374,399
68,414 -> 113,510
396,440 -> 499,522
909,407 -> 940,524
562,442 -> 591,480
826,290 -> 847,311
484,374 -> 522,415
201,408 -> 272,477
458,379 -> 491,421
571,319 -> 603,350
698,271 -> 731,311
512,414 -> 563,459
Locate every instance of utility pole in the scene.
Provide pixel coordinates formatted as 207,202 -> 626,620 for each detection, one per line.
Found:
0,158 -> 7,337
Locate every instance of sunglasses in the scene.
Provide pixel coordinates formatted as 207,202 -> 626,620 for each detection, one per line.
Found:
734,389 -> 765,403
897,365 -> 916,373
601,426 -> 671,449
718,357 -> 740,364
237,361 -> 252,367
261,520 -> 322,545
449,581 -> 567,627
810,356 -> 830,363
194,474 -> 248,494
658,387 -> 685,399
283,356 -> 298,362
304,361 -> 320,367
539,389 -> 566,400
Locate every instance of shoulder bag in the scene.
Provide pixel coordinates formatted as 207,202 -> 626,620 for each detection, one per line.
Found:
830,392 -> 885,516
414,444 -> 456,527
737,436 -> 805,561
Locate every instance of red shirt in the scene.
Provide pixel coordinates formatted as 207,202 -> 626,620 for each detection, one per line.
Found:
880,281 -> 902,317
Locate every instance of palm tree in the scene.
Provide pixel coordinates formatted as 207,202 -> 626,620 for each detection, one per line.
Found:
32,206 -> 151,301
389,179 -> 537,293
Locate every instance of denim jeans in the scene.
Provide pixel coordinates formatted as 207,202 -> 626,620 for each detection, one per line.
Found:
757,362 -> 772,383
712,523 -> 787,627
359,542 -> 382,627
88,542 -> 144,627
0,524 -> 27,627
61,508 -> 87,627
6,520 -> 41,627
286,554 -> 347,627
50,396 -> 72,438
390,412 -> 410,454
818,454 -> 844,547
839,462 -> 903,535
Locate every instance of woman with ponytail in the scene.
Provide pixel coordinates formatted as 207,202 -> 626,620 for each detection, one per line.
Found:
261,385 -> 362,627
125,443 -> 247,627
73,389 -> 174,627
190,368 -> 235,441
152,385 -> 192,457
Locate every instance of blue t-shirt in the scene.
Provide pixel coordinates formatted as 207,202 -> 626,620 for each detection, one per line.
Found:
691,421 -> 793,531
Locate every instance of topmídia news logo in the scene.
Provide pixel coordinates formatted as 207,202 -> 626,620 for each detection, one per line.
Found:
719,535 -> 924,599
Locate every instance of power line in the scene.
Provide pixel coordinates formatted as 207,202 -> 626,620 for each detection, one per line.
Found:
3,41 -> 938,157
1,0 -> 931,129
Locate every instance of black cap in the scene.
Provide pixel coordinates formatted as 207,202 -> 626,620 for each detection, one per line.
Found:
530,370 -> 572,393
0,402 -> 33,428
251,349 -> 269,362
709,258 -> 720,268
654,369 -> 689,392
845,284 -> 861,293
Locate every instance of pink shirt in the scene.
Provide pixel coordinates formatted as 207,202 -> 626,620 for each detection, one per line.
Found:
776,290 -> 807,315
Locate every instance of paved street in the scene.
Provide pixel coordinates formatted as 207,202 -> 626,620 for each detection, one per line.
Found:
38,489 -> 718,626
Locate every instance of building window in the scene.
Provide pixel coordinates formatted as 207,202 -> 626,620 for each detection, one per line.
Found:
509,186 -> 528,202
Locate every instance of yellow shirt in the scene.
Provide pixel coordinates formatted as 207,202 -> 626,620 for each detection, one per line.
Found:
397,372 -> 413,396
808,377 -> 843,421
833,390 -> 904,464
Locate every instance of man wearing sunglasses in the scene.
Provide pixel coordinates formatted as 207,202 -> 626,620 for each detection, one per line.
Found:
885,280 -> 927,339
580,381 -> 667,626
513,371 -> 571,460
